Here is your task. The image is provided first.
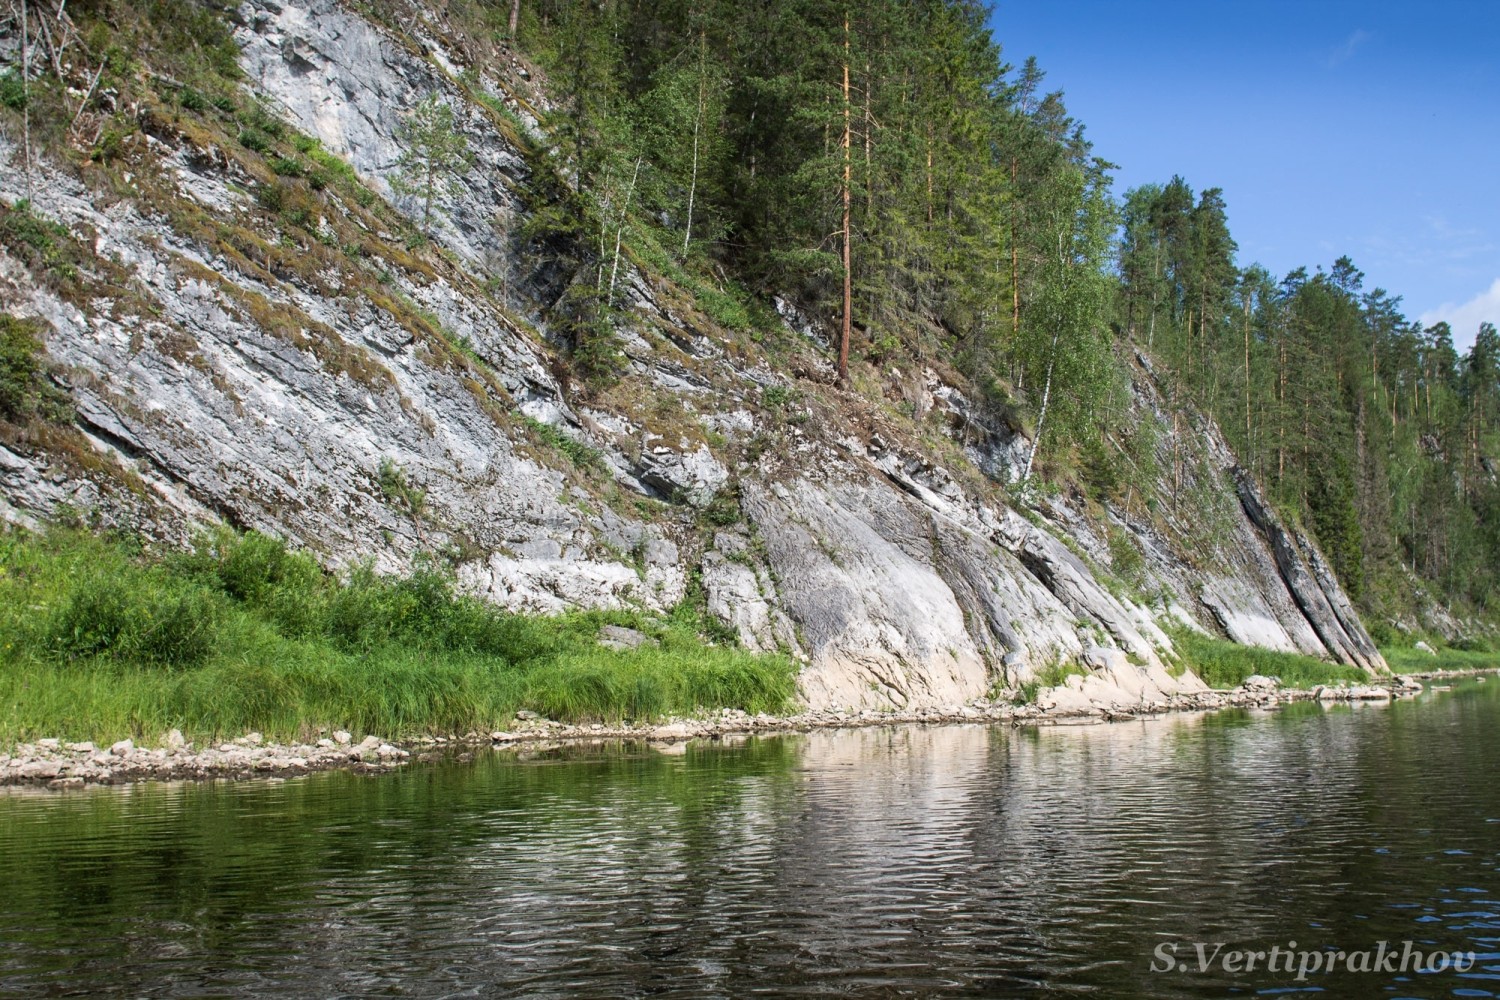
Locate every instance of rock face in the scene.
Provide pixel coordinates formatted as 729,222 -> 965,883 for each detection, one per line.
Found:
0,0 -> 1384,713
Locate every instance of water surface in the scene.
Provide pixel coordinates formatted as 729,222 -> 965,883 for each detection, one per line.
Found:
2,682 -> 1499,997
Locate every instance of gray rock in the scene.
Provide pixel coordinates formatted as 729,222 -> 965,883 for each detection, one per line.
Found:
1413,640 -> 1437,655
110,739 -> 134,756
598,625 -> 656,650
1082,646 -> 1129,672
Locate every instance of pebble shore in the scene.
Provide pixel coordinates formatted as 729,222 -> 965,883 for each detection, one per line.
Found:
0,670 -> 1483,789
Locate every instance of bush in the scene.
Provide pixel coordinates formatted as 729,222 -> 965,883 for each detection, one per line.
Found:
47,573 -> 222,669
0,315 -> 69,422
181,529 -> 327,638
0,70 -> 26,111
239,128 -> 274,153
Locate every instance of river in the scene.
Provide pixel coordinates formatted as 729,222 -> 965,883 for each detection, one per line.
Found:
2,680 -> 1498,997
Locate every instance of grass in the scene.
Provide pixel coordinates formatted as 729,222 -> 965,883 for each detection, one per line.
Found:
1173,631 -> 1372,690
0,526 -> 797,746
522,416 -> 606,472
1011,660 -> 1091,705
1381,644 -> 1500,675
0,314 -> 71,423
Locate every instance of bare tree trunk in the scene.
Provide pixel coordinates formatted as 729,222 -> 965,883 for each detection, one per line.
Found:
1010,155 -> 1019,347
21,0 -> 32,201
596,162 -> 614,292
1019,325 -> 1061,492
838,14 -> 851,384
1243,289 -> 1252,444
607,156 -> 642,307
682,33 -> 705,257
1020,230 -> 1069,494
508,0 -> 520,41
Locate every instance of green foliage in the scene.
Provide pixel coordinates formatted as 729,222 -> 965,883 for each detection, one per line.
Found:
0,203 -> 79,286
0,71 -> 26,112
47,574 -> 223,669
1174,631 -> 1371,690
0,526 -> 797,743
392,93 -> 474,235
522,417 -> 605,472
555,285 -> 625,387
0,315 -> 70,423
377,458 -> 427,520
700,486 -> 743,528
1382,644 -> 1500,674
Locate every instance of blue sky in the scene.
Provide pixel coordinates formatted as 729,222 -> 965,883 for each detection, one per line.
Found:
988,0 -> 1500,350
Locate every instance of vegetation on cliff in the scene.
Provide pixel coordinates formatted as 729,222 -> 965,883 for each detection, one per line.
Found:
0,527 -> 795,743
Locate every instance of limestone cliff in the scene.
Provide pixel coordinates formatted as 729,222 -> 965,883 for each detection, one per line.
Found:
0,0 -> 1386,711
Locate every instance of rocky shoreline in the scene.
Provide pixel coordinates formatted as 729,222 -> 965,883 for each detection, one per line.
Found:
1,670 -> 1488,790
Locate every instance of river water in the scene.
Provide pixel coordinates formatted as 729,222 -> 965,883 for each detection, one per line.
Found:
2,680 -> 1498,997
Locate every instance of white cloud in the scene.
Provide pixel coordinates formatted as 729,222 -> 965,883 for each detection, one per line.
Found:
1328,29 -> 1371,67
1419,278 -> 1500,350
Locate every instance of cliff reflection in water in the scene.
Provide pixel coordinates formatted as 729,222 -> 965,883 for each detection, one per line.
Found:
2,688 -> 1498,997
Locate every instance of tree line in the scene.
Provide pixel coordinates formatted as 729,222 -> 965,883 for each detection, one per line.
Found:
491,0 -> 1497,629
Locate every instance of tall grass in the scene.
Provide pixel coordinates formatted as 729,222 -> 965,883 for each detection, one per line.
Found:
0,527 -> 796,744
1382,645 -> 1500,675
1173,631 -> 1372,690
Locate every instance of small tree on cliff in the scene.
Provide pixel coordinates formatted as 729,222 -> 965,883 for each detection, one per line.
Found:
392,94 -> 473,238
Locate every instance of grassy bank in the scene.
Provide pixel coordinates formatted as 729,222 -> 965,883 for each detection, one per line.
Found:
1381,644 -> 1500,675
1173,631 -> 1371,690
0,526 -> 796,745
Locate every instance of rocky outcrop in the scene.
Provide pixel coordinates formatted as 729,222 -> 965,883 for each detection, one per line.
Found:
0,0 -> 1385,714
1231,470 -> 1384,673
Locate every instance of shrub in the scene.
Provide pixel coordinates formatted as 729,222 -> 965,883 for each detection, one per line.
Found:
178,86 -> 210,112
0,315 -> 69,422
182,529 -> 327,638
47,573 -> 222,669
0,70 -> 26,111
238,128 -> 274,153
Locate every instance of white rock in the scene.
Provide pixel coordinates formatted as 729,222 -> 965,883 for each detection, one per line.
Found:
110,739 -> 134,756
652,722 -> 695,741
1082,646 -> 1129,672
333,731 -> 352,746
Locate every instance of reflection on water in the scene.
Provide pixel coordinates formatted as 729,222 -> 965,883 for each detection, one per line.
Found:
2,685 -> 1499,997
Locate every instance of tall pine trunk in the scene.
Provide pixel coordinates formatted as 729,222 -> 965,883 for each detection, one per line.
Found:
838,13 -> 851,384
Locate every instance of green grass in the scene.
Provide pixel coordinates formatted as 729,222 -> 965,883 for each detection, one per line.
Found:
522,416 -> 605,472
0,526 -> 796,745
1381,644 -> 1500,675
1174,631 -> 1372,690
1010,660 -> 1091,705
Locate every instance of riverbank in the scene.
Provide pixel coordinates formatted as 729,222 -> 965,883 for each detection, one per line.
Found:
0,526 -> 797,745
8,670 -> 1489,789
